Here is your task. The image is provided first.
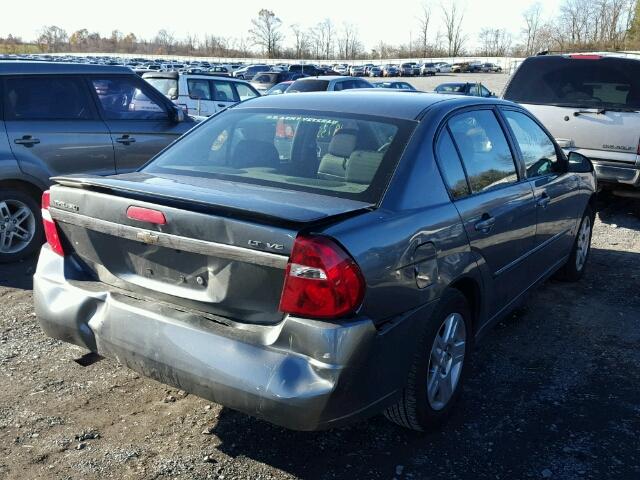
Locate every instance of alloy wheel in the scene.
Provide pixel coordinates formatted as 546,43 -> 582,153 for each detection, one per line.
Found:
427,312 -> 466,411
0,199 -> 36,254
575,216 -> 591,271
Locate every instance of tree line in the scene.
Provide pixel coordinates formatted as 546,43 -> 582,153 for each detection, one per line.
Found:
1,0 -> 639,59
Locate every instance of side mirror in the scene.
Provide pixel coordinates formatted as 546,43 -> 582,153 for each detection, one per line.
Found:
567,151 -> 593,173
170,105 -> 185,123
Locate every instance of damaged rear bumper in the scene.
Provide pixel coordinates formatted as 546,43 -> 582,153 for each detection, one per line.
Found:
34,246 -> 431,430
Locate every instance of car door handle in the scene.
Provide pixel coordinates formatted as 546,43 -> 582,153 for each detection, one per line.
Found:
537,192 -> 551,208
14,136 -> 40,147
115,135 -> 136,145
474,215 -> 496,233
217,104 -> 227,108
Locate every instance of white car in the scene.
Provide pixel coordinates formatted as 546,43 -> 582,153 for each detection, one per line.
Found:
435,62 -> 452,73
287,76 -> 373,93
503,52 -> 640,189
143,72 -> 260,117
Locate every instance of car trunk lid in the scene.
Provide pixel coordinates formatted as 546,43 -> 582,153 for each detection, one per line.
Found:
48,173 -> 374,325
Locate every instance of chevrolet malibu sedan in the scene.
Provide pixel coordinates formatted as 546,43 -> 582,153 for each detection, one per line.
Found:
34,92 -> 596,431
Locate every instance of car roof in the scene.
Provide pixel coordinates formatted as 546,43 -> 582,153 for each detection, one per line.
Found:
292,76 -> 354,82
234,91 -> 510,120
0,61 -> 133,75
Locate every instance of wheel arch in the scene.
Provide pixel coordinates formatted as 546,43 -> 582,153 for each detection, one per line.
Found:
0,179 -> 45,202
448,275 -> 482,336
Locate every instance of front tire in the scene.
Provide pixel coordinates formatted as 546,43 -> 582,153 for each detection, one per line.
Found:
0,188 -> 43,263
557,206 -> 594,281
384,289 -> 471,431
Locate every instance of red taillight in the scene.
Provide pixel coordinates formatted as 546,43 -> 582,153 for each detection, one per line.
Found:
279,235 -> 365,319
569,54 -> 602,60
126,206 -> 166,225
41,191 -> 64,256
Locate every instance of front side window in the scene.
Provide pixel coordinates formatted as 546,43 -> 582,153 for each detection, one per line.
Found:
502,110 -> 562,178
234,83 -> 258,101
144,109 -> 416,203
187,79 -> 211,100
448,110 -> 518,193
212,81 -> 236,102
4,76 -> 94,120
91,77 -> 167,120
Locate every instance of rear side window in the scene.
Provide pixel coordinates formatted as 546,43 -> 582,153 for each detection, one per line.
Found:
187,79 -> 211,100
504,56 -> 640,109
502,110 -> 562,178
436,129 -> 470,199
448,110 -> 518,193
4,76 -> 94,120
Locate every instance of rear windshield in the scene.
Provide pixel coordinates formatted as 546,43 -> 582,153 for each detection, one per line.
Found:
288,80 -> 329,92
145,77 -> 178,98
504,56 -> 640,110
144,109 -> 416,203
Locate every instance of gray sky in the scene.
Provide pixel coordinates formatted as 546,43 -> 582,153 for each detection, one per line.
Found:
3,0 -> 560,49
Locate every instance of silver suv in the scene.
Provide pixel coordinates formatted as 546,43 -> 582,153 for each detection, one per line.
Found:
0,62 -> 196,262
503,53 -> 640,190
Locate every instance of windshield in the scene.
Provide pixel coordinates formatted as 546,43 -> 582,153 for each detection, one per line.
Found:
145,78 -> 178,99
437,84 -> 465,93
504,56 -> 640,110
144,109 -> 416,203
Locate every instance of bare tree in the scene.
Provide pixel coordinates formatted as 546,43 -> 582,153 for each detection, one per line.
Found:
154,29 -> 175,54
441,1 -> 466,57
291,24 -> 309,59
249,9 -> 283,58
418,2 -> 431,57
478,28 -> 512,56
314,19 -> 334,59
37,25 -> 68,53
337,23 -> 362,59
522,2 -> 543,55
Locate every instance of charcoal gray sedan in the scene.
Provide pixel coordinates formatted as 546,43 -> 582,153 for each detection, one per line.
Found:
34,91 -> 596,431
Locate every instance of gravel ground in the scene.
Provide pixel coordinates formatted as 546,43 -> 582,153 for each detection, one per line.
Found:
0,194 -> 639,480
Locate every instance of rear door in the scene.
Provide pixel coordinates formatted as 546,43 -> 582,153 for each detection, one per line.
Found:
88,75 -> 188,173
440,108 -> 537,316
3,75 -> 114,182
503,55 -> 640,166
500,108 -> 581,273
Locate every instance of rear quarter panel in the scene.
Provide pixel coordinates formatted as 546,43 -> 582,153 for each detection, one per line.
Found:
319,112 -> 483,325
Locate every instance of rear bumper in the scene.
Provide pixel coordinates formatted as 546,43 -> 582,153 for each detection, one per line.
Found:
593,161 -> 640,187
34,246 -> 432,430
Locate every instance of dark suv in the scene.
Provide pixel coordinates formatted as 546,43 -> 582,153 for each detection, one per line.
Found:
0,62 -> 196,262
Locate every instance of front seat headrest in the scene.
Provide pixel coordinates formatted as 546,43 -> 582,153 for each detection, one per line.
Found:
328,129 -> 358,158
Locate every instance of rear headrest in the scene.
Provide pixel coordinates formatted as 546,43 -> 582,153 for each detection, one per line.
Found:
328,129 -> 358,158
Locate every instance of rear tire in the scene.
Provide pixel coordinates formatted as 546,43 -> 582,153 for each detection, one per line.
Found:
557,206 -> 594,282
384,289 -> 471,431
0,188 -> 44,263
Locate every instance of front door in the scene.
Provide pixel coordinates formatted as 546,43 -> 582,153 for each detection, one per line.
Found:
88,75 -> 187,174
3,75 -> 114,182
500,108 -> 582,274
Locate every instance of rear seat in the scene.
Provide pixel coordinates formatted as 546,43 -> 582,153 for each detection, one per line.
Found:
346,150 -> 385,184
